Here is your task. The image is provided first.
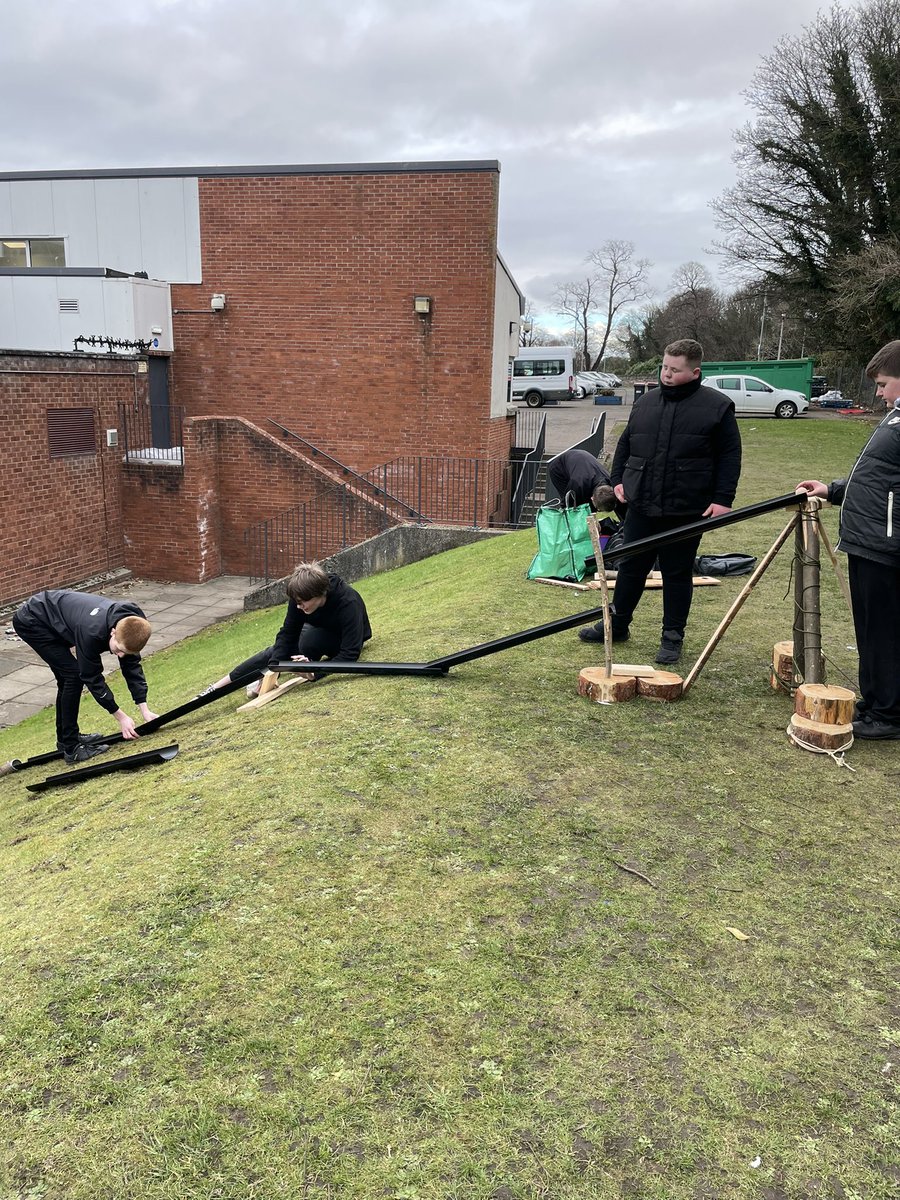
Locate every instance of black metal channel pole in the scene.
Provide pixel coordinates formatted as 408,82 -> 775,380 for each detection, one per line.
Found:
601,492 -> 804,568
272,662 -> 447,677
429,492 -> 806,672
1,671 -> 260,775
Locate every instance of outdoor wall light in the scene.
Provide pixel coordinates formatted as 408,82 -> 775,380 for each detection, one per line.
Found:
413,295 -> 432,316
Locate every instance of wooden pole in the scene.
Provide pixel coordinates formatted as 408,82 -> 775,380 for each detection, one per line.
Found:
815,513 -> 854,618
682,513 -> 799,695
792,515 -> 806,682
587,515 -> 614,679
801,499 -> 823,684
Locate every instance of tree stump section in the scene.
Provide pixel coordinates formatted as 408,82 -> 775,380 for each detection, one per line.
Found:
771,640 -> 798,693
794,683 -> 856,726
636,670 -> 684,701
788,713 -> 853,751
578,668 -> 637,703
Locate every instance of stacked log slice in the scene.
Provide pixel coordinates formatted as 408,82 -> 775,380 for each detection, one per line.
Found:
788,712 -> 853,751
771,641 -> 798,693
578,668 -> 637,703
636,670 -> 684,701
788,683 -> 857,751
794,683 -> 856,726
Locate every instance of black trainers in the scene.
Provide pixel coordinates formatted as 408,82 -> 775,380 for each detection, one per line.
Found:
655,630 -> 684,665
851,718 -> 900,740
57,733 -> 107,753
578,623 -> 629,644
63,741 -> 111,766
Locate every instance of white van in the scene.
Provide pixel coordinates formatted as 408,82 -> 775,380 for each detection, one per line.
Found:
509,347 -> 575,407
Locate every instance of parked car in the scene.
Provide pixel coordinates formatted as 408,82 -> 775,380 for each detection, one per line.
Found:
582,371 -> 619,392
572,372 -> 597,398
703,373 -> 809,418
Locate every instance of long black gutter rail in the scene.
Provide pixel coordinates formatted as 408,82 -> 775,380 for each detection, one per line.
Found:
601,492 -> 804,567
428,492 -> 806,671
1,671 -> 260,775
27,745 -> 180,793
272,661 -> 447,677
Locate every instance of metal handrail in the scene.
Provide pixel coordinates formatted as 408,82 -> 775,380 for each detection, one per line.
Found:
267,418 -> 427,521
510,413 -> 546,524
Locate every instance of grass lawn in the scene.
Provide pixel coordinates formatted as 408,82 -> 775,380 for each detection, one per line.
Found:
0,417 -> 897,1200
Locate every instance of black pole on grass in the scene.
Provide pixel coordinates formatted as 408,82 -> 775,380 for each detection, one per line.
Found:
429,492 -> 806,671
1,671 -> 261,776
272,661 -> 447,677
26,745 -> 180,793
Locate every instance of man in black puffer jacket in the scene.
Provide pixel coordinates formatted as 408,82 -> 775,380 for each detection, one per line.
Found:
797,339 -> 900,740
578,339 -> 742,664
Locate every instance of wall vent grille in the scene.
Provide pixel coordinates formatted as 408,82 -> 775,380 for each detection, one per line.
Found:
47,408 -> 96,458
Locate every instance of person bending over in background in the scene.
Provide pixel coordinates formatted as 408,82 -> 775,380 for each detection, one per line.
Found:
578,338 -> 742,665
12,589 -> 157,764
200,561 -> 372,697
795,338 -> 900,741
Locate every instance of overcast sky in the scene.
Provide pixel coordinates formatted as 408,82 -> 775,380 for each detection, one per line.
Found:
2,0 -> 859,329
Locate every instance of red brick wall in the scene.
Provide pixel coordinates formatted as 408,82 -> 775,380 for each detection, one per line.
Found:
120,416 -> 400,582
170,169 -> 503,471
0,352 -> 146,606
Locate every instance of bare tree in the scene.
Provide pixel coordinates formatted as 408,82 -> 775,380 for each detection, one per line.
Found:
554,240 -> 652,369
552,276 -> 595,368
711,0 -> 900,353
587,240 -> 652,368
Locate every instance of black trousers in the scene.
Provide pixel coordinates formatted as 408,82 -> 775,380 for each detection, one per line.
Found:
848,554 -> 900,725
12,613 -> 89,752
609,510 -> 704,637
230,626 -> 343,682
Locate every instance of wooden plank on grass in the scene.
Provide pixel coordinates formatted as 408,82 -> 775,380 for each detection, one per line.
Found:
237,675 -> 309,712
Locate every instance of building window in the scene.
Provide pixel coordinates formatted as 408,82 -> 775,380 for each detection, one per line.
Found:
47,408 -> 96,458
0,237 -> 66,268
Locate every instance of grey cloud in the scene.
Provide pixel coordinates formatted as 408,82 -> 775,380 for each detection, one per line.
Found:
1,0 -> 865,309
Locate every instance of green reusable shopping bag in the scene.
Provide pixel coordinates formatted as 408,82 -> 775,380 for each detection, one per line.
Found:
526,500 -> 596,581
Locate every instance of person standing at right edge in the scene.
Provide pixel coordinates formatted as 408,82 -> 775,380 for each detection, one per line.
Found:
578,339 -> 742,664
796,339 -> 900,741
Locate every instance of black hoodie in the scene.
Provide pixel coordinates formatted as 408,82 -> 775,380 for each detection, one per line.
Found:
15,589 -> 149,713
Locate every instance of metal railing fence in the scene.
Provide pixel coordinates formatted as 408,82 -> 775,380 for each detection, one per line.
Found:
362,455 -> 542,529
510,415 -> 546,525
244,479 -> 399,584
119,402 -> 185,467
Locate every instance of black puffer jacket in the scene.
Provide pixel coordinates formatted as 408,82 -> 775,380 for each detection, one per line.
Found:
611,383 -> 742,516
828,407 -> 900,567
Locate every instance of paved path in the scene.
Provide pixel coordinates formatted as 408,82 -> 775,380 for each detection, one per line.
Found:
0,575 -> 251,729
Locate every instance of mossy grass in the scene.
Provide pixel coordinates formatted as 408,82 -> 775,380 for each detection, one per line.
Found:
0,418 -> 896,1199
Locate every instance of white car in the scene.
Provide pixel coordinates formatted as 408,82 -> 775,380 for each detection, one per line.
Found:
703,373 -> 809,418
572,372 -> 597,398
583,371 -> 619,391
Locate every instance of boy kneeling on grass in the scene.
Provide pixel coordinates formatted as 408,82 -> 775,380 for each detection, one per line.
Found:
12,589 -> 158,764
795,338 -> 900,741
200,561 -> 372,698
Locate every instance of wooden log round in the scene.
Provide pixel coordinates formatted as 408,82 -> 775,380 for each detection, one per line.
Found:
794,682 -> 856,726
787,713 -> 853,751
771,640 -> 797,693
636,670 -> 684,702
578,668 -> 637,703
